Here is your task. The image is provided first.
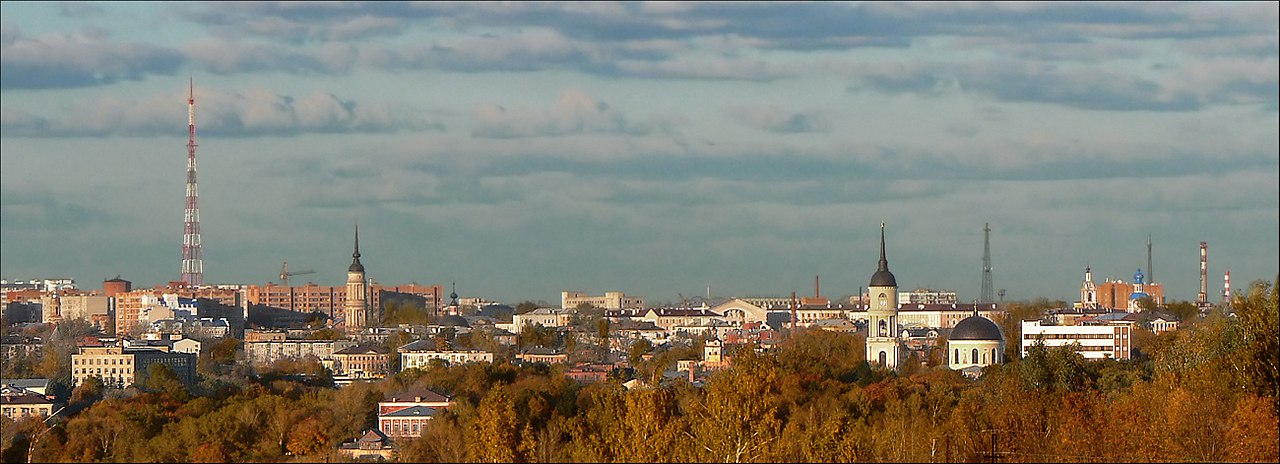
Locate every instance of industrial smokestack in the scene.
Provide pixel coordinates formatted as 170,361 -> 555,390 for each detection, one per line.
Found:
1223,270 -> 1231,307
1198,242 -> 1208,307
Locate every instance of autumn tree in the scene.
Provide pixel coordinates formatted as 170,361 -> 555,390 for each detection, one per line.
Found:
689,348 -> 784,462
1234,278 -> 1279,410
468,385 -> 523,462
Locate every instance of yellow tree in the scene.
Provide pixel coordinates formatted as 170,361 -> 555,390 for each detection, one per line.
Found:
468,385 -> 522,462
688,348 -> 784,463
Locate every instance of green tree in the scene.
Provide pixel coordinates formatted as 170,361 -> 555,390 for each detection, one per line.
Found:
1163,300 -> 1200,322
197,337 -> 240,377
1234,278 -> 1279,411
515,301 -> 538,315
628,339 -> 653,367
143,363 -> 189,400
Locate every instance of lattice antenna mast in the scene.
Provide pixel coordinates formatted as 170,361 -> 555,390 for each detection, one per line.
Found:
181,77 -> 204,287
980,222 -> 994,303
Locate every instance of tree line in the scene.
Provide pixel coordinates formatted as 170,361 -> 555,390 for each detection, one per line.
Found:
2,279 -> 1276,462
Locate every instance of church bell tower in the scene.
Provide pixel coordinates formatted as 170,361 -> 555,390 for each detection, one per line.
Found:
865,223 -> 901,371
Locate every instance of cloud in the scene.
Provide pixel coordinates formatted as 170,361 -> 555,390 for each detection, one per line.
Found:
0,88 -> 444,137
0,25 -> 185,89
848,60 -> 1208,112
726,105 -> 834,133
469,90 -> 651,139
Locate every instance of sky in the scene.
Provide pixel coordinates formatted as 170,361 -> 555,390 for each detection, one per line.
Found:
1,1 -> 1277,306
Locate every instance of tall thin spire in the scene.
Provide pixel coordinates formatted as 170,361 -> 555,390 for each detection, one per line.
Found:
878,222 -> 888,271
181,77 -> 204,287
869,222 -> 897,287
348,223 -> 364,272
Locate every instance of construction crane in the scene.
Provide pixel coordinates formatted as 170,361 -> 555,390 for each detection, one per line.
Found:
279,261 -> 315,287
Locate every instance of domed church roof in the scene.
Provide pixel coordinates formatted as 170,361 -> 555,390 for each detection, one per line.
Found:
437,314 -> 470,328
950,315 -> 1003,341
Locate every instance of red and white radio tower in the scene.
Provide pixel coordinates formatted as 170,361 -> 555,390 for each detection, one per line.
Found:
181,77 -> 204,287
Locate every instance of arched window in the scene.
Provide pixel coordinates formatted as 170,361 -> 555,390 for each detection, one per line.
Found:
954,349 -> 959,365
982,352 -> 987,364
972,349 -> 978,365
879,351 -> 887,366
878,319 -> 888,337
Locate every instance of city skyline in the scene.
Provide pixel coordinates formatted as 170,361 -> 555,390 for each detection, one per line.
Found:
2,2 -> 1277,305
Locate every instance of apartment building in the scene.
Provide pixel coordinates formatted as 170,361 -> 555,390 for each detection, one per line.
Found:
71,345 -> 196,389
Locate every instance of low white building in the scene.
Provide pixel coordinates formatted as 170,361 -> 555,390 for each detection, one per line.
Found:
1021,320 -> 1132,360
513,308 -> 572,332
398,340 -> 494,369
244,339 -> 356,365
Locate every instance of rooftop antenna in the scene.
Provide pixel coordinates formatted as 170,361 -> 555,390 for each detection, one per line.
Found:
980,223 -> 994,303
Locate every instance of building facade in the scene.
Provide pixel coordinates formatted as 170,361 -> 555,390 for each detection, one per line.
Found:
513,308 -> 573,331
898,288 -> 958,305
244,339 -> 357,366
71,345 -> 196,389
562,291 -> 645,310
1021,320 -> 1133,360
1096,271 -> 1165,312
332,344 -> 390,379
399,341 -> 494,369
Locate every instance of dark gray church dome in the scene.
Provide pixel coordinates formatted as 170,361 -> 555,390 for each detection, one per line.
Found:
950,316 -> 1003,341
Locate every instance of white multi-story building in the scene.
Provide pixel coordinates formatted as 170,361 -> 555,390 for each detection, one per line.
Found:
898,288 -> 958,305
1020,320 -> 1132,360
895,303 -> 1003,329
400,349 -> 494,369
562,291 -> 645,310
244,339 -> 357,365
398,340 -> 494,369
513,308 -> 572,332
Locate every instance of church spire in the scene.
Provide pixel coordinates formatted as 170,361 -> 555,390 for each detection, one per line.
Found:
878,222 -> 889,272
869,222 -> 897,287
349,223 -> 364,273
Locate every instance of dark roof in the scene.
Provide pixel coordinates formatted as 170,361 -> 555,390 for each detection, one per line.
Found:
870,269 -> 897,288
1,393 -> 54,405
380,406 -> 437,418
437,315 -> 469,327
950,315 -> 1003,341
334,344 -> 390,355
384,386 -> 451,403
